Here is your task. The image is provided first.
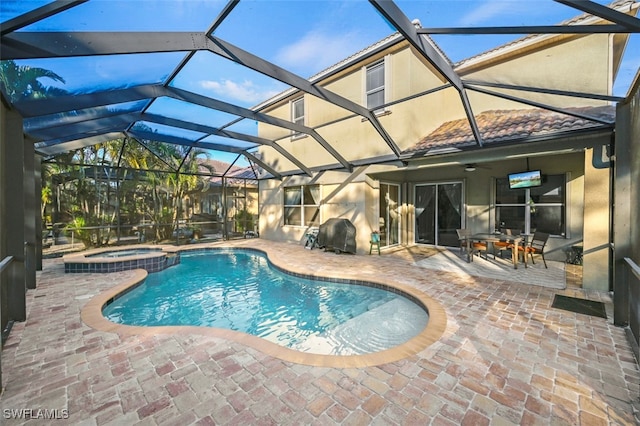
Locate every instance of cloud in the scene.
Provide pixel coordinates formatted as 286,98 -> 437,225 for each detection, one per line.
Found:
458,0 -> 512,26
199,79 -> 280,104
275,30 -> 362,76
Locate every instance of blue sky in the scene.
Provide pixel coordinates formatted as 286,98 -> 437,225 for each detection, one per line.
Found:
4,1 -> 636,97
2,0 -> 639,166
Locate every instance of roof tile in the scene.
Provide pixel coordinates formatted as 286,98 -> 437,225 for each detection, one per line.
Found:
403,105 -> 615,154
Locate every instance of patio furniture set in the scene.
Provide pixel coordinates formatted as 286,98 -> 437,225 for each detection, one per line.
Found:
457,229 -> 549,269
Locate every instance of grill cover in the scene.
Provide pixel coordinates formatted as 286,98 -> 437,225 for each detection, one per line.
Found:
317,218 -> 357,254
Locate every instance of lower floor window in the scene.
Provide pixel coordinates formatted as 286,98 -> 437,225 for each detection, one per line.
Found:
495,174 -> 566,236
284,185 -> 320,226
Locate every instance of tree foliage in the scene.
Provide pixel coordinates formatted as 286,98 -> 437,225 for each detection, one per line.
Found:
0,60 -> 67,102
45,138 -> 216,247
1,60 -> 218,247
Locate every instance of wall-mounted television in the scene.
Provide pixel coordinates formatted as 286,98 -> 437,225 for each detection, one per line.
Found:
508,170 -> 542,189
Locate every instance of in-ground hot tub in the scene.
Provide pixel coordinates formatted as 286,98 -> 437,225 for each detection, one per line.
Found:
86,248 -> 161,258
63,246 -> 178,273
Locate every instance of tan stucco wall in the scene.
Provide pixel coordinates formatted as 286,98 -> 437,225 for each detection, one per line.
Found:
258,168 -> 378,251
255,26 -> 615,272
459,34 -> 612,109
257,34 -> 611,175
257,43 -> 465,172
582,148 -> 611,291
258,149 -> 611,262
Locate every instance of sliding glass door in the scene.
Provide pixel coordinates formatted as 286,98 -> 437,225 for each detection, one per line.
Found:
415,182 -> 463,247
379,183 -> 400,247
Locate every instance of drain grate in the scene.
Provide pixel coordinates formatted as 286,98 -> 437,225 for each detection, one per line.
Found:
552,294 -> 607,318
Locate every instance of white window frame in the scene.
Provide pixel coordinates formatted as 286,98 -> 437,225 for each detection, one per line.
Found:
363,57 -> 389,113
291,97 -> 305,140
493,174 -> 567,237
283,185 -> 321,227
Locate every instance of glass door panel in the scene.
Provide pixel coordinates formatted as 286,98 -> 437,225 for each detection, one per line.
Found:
379,183 -> 400,247
437,183 -> 462,247
415,182 -> 462,247
415,185 -> 436,244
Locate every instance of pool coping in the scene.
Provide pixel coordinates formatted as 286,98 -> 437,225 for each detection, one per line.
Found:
80,244 -> 447,368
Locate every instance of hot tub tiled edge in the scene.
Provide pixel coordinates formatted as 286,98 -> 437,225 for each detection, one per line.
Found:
63,245 -> 180,273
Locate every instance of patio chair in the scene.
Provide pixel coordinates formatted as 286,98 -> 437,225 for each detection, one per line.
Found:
369,231 -> 381,255
456,228 -> 472,253
518,231 -> 549,268
471,240 -> 489,260
303,228 -> 319,250
493,229 -> 515,258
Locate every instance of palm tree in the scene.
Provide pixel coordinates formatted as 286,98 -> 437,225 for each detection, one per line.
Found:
0,60 -> 67,102
113,137 -> 215,242
1,61 -> 72,239
159,145 -> 216,240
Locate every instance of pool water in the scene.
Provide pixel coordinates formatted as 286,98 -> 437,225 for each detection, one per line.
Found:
102,250 -> 428,355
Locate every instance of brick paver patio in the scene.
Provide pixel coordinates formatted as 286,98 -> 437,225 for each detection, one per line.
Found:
1,239 -> 638,425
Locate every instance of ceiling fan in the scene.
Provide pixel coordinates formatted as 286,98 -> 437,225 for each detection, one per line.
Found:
462,163 -> 491,172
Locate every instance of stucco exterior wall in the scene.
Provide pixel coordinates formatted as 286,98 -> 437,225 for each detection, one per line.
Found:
582,148 -> 611,291
254,24 -> 616,276
257,34 -> 612,175
259,148 -> 609,262
257,43 -> 466,172
460,34 -> 611,110
258,169 -> 376,252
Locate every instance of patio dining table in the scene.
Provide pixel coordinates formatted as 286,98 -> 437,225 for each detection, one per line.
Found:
466,232 -> 526,269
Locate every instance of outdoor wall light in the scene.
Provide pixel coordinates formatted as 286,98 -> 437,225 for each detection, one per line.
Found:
464,164 -> 476,172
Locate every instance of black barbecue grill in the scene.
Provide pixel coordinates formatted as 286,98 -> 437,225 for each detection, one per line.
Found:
317,218 -> 357,254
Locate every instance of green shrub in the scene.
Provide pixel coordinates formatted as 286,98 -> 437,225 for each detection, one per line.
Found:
234,209 -> 254,233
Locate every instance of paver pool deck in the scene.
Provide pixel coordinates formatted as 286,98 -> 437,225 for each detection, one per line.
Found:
1,239 -> 638,425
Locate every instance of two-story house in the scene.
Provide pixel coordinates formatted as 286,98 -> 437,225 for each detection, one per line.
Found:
253,2 -> 638,291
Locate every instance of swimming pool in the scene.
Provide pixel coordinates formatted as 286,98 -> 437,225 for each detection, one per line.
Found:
102,249 -> 429,355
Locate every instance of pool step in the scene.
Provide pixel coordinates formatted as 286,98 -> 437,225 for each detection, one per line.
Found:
294,298 -> 428,355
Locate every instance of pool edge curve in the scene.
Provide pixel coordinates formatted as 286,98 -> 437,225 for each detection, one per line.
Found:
80,245 -> 447,368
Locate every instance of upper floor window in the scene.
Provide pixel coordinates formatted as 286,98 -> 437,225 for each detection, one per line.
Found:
284,185 -> 320,226
365,60 -> 385,111
291,97 -> 304,139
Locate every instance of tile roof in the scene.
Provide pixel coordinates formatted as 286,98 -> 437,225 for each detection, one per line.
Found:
403,105 -> 616,155
199,159 -> 241,175
196,159 -> 257,183
227,166 -> 258,180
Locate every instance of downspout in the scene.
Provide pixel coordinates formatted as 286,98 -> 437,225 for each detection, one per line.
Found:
609,132 -> 615,293
402,182 -> 408,246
